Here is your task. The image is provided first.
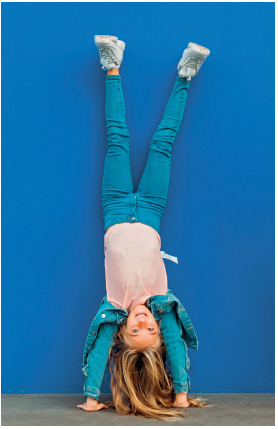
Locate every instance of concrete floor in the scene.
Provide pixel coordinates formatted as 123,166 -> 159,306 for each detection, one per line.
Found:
1,393 -> 275,426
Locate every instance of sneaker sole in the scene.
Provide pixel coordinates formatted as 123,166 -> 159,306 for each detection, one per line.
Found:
94,35 -> 118,45
94,35 -> 125,52
188,42 -> 210,57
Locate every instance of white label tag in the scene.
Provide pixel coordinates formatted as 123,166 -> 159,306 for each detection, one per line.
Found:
160,251 -> 178,264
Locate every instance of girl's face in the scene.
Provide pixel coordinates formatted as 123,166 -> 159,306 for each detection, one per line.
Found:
125,304 -> 160,350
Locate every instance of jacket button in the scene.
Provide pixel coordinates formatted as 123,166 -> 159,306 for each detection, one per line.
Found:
91,331 -> 96,335
101,314 -> 106,318
159,309 -> 164,313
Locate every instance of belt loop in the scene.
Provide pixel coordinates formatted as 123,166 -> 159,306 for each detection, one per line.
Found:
127,194 -> 137,221
131,195 -> 137,218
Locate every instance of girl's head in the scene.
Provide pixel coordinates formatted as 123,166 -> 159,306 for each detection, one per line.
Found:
108,323 -> 183,420
124,304 -> 161,350
107,311 -> 209,420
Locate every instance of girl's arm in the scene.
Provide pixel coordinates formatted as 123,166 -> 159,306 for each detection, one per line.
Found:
159,307 -> 190,397
80,322 -> 118,406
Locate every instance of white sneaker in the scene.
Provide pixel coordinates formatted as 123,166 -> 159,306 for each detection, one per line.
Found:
94,35 -> 125,70
178,43 -> 210,79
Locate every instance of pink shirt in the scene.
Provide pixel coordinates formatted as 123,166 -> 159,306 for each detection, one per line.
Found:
104,222 -> 168,312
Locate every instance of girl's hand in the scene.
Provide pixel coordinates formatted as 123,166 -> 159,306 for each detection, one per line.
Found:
173,392 -> 190,408
77,397 -> 108,412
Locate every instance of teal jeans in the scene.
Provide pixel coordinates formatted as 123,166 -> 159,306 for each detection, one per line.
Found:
102,75 -> 190,233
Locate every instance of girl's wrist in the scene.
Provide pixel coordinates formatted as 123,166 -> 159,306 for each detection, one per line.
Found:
86,397 -> 98,404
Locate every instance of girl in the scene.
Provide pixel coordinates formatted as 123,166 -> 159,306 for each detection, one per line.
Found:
77,35 -> 210,420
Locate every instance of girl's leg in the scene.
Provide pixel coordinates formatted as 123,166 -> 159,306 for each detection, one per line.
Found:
136,76 -> 190,232
101,71 -> 134,232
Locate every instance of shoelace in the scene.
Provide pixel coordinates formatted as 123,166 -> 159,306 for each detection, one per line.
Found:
99,48 -> 118,70
181,56 -> 202,73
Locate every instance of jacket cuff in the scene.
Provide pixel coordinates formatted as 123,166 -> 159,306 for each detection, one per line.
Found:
173,376 -> 191,393
83,383 -> 100,400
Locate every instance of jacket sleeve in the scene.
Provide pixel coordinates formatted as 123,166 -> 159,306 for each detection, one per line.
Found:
83,322 -> 118,400
159,307 -> 190,393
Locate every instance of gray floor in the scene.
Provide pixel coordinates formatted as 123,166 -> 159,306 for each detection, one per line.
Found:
1,393 -> 275,426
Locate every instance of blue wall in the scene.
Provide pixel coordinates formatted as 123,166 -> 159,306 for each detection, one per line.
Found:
2,2 -> 274,394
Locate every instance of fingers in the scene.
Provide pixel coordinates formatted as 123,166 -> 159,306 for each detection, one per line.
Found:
173,402 -> 189,408
76,404 -> 86,411
97,403 -> 109,410
77,403 -> 108,412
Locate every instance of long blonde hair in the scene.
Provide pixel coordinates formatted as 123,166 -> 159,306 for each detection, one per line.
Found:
106,322 -> 208,421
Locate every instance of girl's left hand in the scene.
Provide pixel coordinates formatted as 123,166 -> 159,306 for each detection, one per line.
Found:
77,397 -> 108,412
173,393 -> 190,408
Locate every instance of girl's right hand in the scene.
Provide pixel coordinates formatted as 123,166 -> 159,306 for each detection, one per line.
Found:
77,397 -> 108,412
173,393 -> 190,408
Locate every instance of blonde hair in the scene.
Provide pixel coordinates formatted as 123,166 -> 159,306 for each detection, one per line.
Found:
106,322 -> 209,421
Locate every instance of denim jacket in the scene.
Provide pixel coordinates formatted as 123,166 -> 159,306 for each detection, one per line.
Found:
82,289 -> 198,400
